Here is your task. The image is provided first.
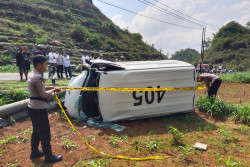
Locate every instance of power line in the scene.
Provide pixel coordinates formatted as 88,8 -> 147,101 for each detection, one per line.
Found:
96,0 -> 198,29
138,0 -> 206,28
153,0 -> 219,29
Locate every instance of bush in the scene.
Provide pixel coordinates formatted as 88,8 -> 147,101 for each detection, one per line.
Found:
168,126 -> 183,146
133,33 -> 142,41
101,22 -> 119,36
0,55 -> 13,64
106,38 -> 116,47
71,24 -> 89,42
26,24 -> 36,38
17,40 -> 24,44
0,90 -> 29,106
35,37 -> 47,44
88,33 -> 102,48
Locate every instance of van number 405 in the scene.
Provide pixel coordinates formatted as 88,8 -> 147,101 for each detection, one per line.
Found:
132,86 -> 166,106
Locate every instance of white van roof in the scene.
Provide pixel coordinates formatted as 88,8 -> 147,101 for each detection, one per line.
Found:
92,59 -> 193,71
116,60 -> 193,70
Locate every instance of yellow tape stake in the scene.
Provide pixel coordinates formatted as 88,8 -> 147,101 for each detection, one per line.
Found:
54,93 -> 169,160
55,85 -> 207,160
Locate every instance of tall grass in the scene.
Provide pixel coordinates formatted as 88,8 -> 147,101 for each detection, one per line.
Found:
0,89 -> 29,106
231,104 -> 250,125
218,71 -> 250,83
0,65 -> 19,73
196,96 -> 250,125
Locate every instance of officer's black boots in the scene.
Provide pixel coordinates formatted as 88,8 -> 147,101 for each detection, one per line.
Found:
30,150 -> 44,160
44,154 -> 63,163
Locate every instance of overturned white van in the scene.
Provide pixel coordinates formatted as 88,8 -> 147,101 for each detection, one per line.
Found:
64,60 -> 197,122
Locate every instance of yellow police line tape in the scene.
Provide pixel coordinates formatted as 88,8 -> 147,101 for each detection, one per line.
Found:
60,86 -> 207,92
54,86 -> 207,161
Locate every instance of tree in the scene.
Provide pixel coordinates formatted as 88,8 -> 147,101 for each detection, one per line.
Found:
171,48 -> 200,64
204,38 -> 212,50
246,21 -> 250,29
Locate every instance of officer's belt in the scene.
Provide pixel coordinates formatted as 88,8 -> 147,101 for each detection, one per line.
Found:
30,97 -> 47,102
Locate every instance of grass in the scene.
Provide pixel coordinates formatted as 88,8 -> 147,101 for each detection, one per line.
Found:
1,112 -> 250,166
0,78 -> 70,91
168,126 -> 184,146
0,89 -> 29,106
62,137 -> 78,150
0,78 -> 69,106
0,136 -> 19,144
0,150 -> 8,155
0,65 -> 19,73
178,146 -> 193,161
196,96 -> 250,125
218,71 -> 250,83
231,104 -> 250,124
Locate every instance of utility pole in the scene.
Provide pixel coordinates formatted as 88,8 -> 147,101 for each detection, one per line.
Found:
200,28 -> 206,73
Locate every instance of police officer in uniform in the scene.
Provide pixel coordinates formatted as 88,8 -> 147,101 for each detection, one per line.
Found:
28,56 -> 62,163
197,73 -> 222,99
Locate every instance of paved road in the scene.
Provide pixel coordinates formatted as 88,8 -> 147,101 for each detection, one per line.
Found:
0,73 -> 49,81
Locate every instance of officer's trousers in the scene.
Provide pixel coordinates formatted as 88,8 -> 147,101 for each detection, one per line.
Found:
208,78 -> 222,98
28,107 -> 52,156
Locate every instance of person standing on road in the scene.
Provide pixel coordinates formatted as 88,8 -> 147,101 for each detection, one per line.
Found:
48,48 -> 57,79
56,50 -> 64,78
16,46 -> 27,81
23,46 -> 31,79
28,56 -> 62,163
62,52 -> 72,78
81,52 -> 90,71
197,73 -> 222,99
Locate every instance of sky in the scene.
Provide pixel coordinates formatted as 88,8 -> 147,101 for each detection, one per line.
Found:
92,0 -> 250,56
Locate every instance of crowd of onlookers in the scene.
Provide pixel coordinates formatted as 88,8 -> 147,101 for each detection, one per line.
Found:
196,64 -> 237,74
16,45 -> 104,81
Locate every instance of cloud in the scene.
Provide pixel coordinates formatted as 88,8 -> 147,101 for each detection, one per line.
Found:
231,0 -> 250,13
111,14 -> 130,30
111,0 -> 249,55
144,28 -> 202,55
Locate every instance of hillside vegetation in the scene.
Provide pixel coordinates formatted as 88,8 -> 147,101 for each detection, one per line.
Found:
204,21 -> 250,71
170,22 -> 249,71
0,0 -> 164,65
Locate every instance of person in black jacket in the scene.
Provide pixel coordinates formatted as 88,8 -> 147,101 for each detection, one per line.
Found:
16,46 -> 27,81
23,46 -> 31,79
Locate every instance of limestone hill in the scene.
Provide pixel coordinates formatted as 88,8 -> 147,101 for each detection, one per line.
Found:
0,0 -> 164,65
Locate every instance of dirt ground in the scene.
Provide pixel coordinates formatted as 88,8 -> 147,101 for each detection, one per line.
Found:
197,82 -> 250,104
0,83 -> 249,167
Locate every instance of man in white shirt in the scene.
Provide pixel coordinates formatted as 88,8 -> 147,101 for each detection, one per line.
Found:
81,52 -> 90,71
57,50 -> 64,78
48,48 -> 57,79
62,52 -> 72,78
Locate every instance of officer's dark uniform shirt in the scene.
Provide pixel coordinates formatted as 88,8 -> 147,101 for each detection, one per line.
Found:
28,69 -> 53,109
200,73 -> 220,88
